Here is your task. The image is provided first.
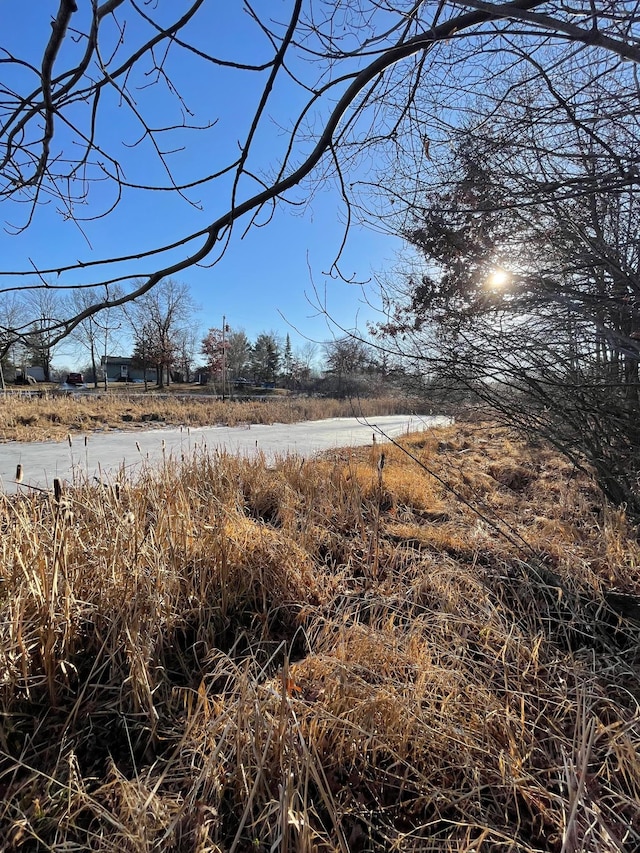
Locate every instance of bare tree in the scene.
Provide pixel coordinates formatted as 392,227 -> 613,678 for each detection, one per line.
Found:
67,287 -> 123,387
374,57 -> 640,516
125,279 -> 196,388
298,341 -> 320,376
174,328 -> 199,384
1,2 -> 640,344
21,288 -> 65,381
0,294 -> 25,384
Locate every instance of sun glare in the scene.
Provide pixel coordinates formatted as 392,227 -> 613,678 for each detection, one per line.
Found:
487,269 -> 510,289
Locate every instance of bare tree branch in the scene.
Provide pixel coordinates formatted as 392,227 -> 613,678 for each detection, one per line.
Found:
0,0 -> 639,346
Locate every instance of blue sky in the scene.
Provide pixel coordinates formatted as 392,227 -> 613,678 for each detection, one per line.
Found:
0,2 -> 404,366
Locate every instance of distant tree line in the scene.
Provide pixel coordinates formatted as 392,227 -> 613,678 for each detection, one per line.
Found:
201,326 -> 396,397
1,277 -> 400,397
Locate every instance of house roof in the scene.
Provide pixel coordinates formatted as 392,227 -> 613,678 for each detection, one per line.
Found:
100,356 -> 135,366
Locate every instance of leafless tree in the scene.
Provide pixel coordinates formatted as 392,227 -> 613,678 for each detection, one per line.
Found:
124,278 -> 196,387
1,1 -> 639,344
0,294 -> 26,387
174,328 -> 200,384
373,56 -> 640,516
20,288 -> 66,381
66,287 -> 123,387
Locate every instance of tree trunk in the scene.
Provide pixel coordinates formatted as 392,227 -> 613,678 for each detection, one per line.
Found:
90,338 -> 98,388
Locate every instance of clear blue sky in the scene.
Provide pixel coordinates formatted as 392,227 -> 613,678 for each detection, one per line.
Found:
0,2 -> 404,367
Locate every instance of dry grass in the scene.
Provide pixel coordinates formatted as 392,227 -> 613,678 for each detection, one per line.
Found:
1,422 -> 640,851
0,394 -> 418,442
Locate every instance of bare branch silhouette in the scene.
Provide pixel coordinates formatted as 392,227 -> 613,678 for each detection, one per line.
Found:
0,1 -> 639,344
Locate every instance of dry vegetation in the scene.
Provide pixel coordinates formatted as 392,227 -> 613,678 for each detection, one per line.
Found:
1,422 -> 640,851
0,393 -> 418,442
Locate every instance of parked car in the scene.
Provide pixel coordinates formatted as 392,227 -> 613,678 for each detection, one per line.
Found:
66,373 -> 84,386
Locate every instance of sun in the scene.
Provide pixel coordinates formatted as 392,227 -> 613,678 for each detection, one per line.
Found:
487,269 -> 510,289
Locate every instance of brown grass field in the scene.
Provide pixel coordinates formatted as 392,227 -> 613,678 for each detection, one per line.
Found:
0,393 -> 419,442
1,420 -> 639,851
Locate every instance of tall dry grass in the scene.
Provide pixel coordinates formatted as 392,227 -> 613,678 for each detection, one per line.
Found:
1,422 -> 639,851
0,394 -> 418,442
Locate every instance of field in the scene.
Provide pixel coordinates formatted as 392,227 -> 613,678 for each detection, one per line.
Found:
1,420 -> 639,851
0,392 -> 420,442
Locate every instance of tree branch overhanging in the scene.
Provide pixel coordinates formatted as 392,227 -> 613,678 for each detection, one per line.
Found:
1,1 -> 640,344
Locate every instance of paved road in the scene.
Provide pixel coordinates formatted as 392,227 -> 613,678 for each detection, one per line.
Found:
1,414 -> 452,495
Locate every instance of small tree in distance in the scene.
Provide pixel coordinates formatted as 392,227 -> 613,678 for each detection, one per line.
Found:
125,280 -> 196,388
322,336 -> 373,398
251,333 -> 281,386
67,287 -> 122,388
225,330 -> 251,383
201,328 -> 225,381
